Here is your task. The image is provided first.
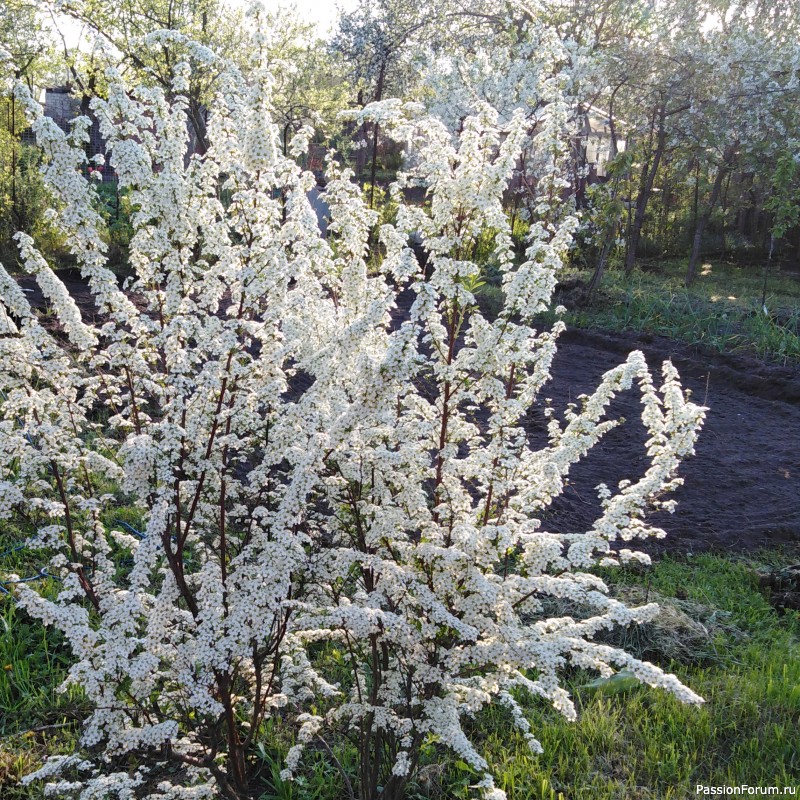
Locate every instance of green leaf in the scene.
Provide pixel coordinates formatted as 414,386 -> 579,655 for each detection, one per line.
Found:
580,669 -> 641,695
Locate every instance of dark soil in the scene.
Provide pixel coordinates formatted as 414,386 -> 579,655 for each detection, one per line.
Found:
540,327 -> 800,553
16,271 -> 800,555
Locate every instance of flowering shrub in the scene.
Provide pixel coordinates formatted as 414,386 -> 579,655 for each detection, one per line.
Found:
1,23 -> 704,800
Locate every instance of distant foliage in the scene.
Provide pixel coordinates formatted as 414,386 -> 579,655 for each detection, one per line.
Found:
0,109 -> 58,265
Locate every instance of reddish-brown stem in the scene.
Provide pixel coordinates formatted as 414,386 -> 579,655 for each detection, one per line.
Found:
50,460 -> 99,611
481,363 -> 517,528
432,306 -> 459,533
123,366 -> 142,435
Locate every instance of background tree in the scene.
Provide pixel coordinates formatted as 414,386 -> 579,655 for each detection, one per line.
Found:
0,1 -> 57,264
54,0 -> 247,152
263,11 -> 349,161
332,0 -> 434,206
760,146 -> 800,305
1,0 -> 51,88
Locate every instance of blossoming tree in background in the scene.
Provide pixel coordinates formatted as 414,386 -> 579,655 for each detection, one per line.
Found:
0,15 -> 705,800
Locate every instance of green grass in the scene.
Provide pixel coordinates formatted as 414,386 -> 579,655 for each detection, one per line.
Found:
555,258 -> 800,364
429,550 -> 800,800
0,526 -> 85,798
3,542 -> 799,799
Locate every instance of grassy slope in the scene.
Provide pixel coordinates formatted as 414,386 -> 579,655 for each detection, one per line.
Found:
478,258 -> 800,363
563,259 -> 800,364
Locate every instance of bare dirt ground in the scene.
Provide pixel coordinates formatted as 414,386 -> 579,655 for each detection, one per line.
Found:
539,328 -> 800,553
16,271 -> 800,555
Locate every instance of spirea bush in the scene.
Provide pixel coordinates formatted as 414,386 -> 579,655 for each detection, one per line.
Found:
0,23 -> 704,800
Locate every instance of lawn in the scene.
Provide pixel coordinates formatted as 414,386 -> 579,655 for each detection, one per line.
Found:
557,259 -> 800,364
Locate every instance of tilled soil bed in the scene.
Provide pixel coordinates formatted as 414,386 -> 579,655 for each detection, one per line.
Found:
540,328 -> 800,553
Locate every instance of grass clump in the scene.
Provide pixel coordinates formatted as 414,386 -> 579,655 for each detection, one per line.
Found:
0,600 -> 84,800
0,527 -> 86,799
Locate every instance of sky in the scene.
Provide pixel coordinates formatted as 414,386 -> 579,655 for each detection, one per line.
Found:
272,0 -> 357,36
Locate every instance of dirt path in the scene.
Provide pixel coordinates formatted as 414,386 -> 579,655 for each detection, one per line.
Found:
15,272 -> 800,554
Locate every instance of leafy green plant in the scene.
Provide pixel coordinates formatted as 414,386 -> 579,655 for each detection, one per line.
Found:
0,127 -> 60,266
93,182 -> 134,273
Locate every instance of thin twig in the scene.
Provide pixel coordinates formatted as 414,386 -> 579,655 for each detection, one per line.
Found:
315,734 -> 356,800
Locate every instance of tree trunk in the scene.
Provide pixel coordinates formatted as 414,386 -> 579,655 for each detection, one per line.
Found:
219,673 -> 250,800
607,84 -> 622,160
760,235 -> 774,309
588,237 -> 613,295
368,121 -> 380,209
720,171 -> 732,257
686,143 -> 738,286
188,98 -> 209,156
10,96 -> 17,227
658,164 -> 671,250
624,103 -> 666,276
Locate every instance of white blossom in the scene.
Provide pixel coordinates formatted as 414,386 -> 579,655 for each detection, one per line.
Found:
2,18 -> 705,800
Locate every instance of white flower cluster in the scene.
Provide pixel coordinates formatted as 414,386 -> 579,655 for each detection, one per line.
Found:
1,19 -> 704,800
